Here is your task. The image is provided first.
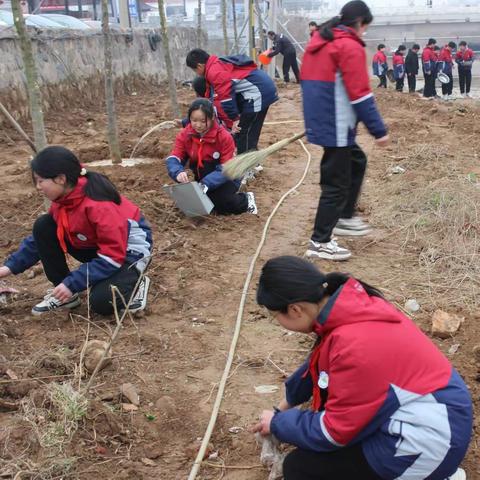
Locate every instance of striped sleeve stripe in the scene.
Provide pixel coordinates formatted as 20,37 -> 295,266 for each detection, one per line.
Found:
319,412 -> 345,447
98,253 -> 122,268
351,93 -> 374,105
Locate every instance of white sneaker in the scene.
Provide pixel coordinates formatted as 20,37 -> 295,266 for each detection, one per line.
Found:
333,217 -> 372,236
129,275 -> 150,313
305,238 -> 352,261
442,95 -> 448,100
241,169 -> 256,185
466,93 -> 473,98
461,93 -> 467,98
446,467 -> 466,480
254,164 -> 264,173
32,291 -> 81,316
246,192 -> 258,215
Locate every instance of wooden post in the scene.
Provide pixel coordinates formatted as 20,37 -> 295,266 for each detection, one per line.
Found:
267,0 -> 276,78
231,0 -> 238,52
248,0 -> 255,60
11,0 -> 47,151
197,0 -> 202,48
221,0 -> 228,55
157,0 -> 180,117
101,0 -> 122,163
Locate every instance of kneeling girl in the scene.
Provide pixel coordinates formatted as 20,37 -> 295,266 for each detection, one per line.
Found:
166,99 -> 257,215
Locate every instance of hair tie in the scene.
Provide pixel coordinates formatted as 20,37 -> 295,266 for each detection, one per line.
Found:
80,167 -> 87,176
322,282 -> 328,289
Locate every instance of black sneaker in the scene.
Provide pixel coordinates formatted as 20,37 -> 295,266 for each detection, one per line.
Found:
31,291 -> 81,316
129,276 -> 150,313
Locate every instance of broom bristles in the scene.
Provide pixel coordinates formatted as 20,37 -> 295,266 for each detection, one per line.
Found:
223,131 -> 305,179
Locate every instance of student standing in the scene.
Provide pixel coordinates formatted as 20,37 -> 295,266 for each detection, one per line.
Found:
166,99 -> 257,215
185,49 -> 278,155
392,45 -> 406,92
422,38 -> 437,99
456,41 -> 475,98
439,41 -> 456,99
372,44 -> 388,88
405,43 -> 420,93
267,30 -> 300,83
301,0 -> 388,261
308,21 -> 318,36
0,146 -> 152,316
253,255 -> 472,480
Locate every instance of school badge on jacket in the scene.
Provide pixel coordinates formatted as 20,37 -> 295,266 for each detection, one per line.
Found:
318,371 -> 329,389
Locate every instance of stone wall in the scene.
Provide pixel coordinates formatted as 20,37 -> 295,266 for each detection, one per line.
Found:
0,27 -> 214,120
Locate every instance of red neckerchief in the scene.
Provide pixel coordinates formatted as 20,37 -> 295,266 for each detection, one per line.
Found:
302,339 -> 323,411
191,136 -> 205,170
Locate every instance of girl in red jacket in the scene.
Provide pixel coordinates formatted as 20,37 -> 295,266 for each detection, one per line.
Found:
392,45 -> 406,92
166,99 -> 257,215
0,147 -> 152,316
253,256 -> 472,480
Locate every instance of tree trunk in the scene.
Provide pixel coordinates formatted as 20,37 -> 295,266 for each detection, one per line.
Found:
221,0 -> 228,55
101,0 -> 122,164
197,0 -> 202,48
157,0 -> 180,118
231,0 -> 238,52
255,0 -> 265,55
11,0 -> 47,152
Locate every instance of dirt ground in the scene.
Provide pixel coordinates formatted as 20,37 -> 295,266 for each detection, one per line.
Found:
0,82 -> 479,480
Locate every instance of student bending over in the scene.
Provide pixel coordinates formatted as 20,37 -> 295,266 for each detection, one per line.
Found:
166,99 -> 257,215
0,146 -> 152,316
253,255 -> 472,480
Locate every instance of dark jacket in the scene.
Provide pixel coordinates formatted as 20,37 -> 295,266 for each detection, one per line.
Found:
268,33 -> 296,57
405,49 -> 419,75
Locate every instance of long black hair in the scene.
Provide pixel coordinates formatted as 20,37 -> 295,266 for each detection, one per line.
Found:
31,146 -> 121,204
319,0 -> 373,41
395,45 -> 407,55
188,98 -> 215,121
257,256 -> 383,313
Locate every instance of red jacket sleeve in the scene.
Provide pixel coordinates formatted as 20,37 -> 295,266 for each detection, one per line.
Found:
337,41 -> 371,102
218,128 -> 236,164
207,64 -> 240,121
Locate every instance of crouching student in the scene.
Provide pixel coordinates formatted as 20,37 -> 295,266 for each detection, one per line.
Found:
0,146 -> 152,316
166,99 -> 258,215
253,255 -> 472,480
393,45 -> 406,92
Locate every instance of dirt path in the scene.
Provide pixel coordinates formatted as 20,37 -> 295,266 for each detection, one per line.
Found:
0,84 -> 479,480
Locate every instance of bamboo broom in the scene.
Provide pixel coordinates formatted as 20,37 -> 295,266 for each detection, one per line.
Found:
223,131 -> 306,180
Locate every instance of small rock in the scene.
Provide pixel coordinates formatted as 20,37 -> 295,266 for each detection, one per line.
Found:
121,403 -> 139,412
448,344 -> 460,355
140,458 -> 156,467
404,299 -> 420,313
228,426 -> 243,434
84,340 -> 112,373
120,383 -> 140,406
155,395 -> 176,417
431,310 -> 464,338
389,165 -> 406,174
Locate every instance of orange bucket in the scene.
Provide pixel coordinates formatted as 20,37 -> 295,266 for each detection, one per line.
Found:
258,49 -> 272,65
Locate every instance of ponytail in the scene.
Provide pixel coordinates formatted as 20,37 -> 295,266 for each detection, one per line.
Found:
83,171 -> 121,204
257,256 -> 383,312
320,0 -> 373,41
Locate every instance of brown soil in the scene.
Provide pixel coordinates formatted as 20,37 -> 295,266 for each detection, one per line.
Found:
0,83 -> 479,480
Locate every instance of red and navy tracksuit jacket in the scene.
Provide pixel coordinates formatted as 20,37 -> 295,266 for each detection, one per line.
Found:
392,52 -> 405,80
204,54 -> 278,121
422,46 -> 437,75
270,279 -> 472,479
439,47 -> 454,75
455,48 -> 474,69
166,121 -> 237,190
5,178 -> 152,293
301,27 -> 387,147
372,50 -> 388,76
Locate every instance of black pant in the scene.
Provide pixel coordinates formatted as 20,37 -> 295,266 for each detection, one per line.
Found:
282,51 -> 300,82
206,181 -> 248,215
377,75 -> 387,88
423,72 -> 437,97
395,77 -> 404,92
407,73 -> 416,92
283,445 -> 382,480
459,68 -> 472,94
32,214 -> 139,315
234,107 -> 269,154
441,73 -> 454,95
311,144 -> 367,243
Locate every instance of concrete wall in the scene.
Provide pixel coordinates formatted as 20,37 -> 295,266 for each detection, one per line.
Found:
0,27 -> 214,120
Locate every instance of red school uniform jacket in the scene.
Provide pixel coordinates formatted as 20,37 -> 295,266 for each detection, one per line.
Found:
165,121 -> 236,190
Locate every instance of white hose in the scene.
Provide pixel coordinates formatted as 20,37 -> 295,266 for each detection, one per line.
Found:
187,139 -> 312,480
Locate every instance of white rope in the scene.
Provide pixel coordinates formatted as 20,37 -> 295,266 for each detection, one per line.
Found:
187,139 -> 312,480
129,120 -> 176,160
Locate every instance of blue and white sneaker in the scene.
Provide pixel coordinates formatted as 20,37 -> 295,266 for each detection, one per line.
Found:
246,192 -> 258,215
446,468 -> 466,480
32,291 -> 81,316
